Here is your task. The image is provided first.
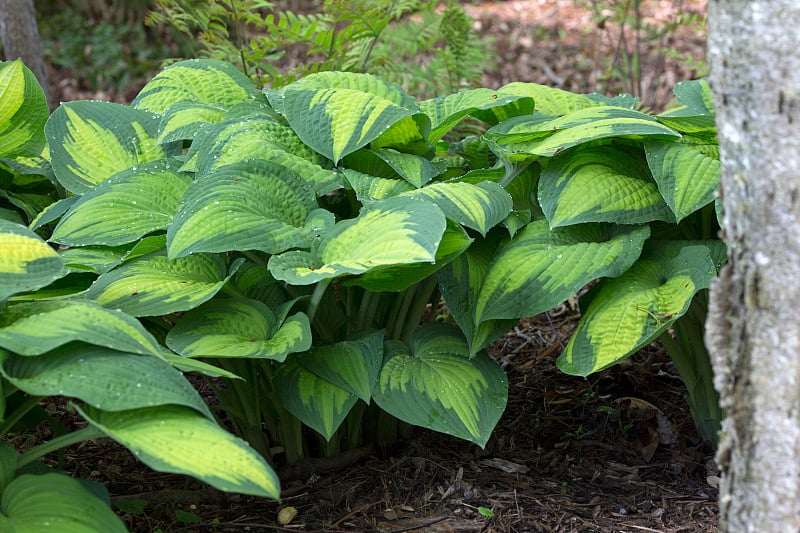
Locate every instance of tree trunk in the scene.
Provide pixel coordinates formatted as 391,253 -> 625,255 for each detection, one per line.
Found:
0,0 -> 53,108
706,1 -> 800,531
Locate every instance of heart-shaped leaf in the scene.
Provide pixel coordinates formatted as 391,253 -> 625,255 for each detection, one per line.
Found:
76,404 -> 280,499
166,298 -> 311,361
168,159 -> 327,259
557,243 -> 717,376
45,100 -> 178,194
373,323 -> 507,448
539,145 -> 673,227
498,82 -> 601,115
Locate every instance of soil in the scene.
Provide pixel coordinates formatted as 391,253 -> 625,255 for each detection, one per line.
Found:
37,1 -> 717,531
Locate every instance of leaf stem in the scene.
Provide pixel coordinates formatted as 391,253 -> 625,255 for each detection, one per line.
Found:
17,426 -> 106,468
0,394 -> 42,436
306,279 -> 332,324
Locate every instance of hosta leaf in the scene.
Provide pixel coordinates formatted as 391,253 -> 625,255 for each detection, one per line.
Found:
645,139 -> 720,222
475,220 -> 649,323
401,181 -> 512,237
486,106 -> 680,160
373,323 -> 507,448
342,168 -> 414,202
84,253 -> 238,317
29,196 -> 77,231
132,58 -> 261,114
419,88 -> 534,143
498,82 -> 600,115
76,404 -> 280,499
0,60 -> 48,158
156,101 -> 228,144
0,219 -> 65,300
269,196 -> 446,285
0,473 -> 127,533
45,101 -> 177,194
168,159 -> 327,259
439,238 -> 517,354
188,115 -> 327,176
657,79 -> 716,132
278,72 -> 422,163
273,359 -> 358,440
0,345 -> 211,417
294,331 -> 384,403
52,159 -> 190,246
539,145 -> 673,227
0,300 -> 161,356
369,148 -> 444,188
345,220 -> 472,292
166,298 -> 311,361
59,245 -> 129,274
557,243 -> 717,376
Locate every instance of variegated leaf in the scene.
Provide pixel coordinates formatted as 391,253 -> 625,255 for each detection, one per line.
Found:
498,82 -> 600,115
475,220 -> 649,323
156,100 -> 228,144
45,100 -> 178,194
539,145 -> 673,227
268,196 -> 446,285
84,253 -> 239,317
168,159 -> 329,259
0,60 -> 48,158
52,159 -> 190,246
0,345 -> 211,418
0,300 -> 161,356
0,219 -> 65,300
557,243 -> 717,376
132,58 -> 261,114
373,323 -> 507,448
76,404 -> 281,499
166,298 -> 311,361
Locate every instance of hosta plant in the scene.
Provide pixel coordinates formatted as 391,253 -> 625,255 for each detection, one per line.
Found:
1,56 -> 722,527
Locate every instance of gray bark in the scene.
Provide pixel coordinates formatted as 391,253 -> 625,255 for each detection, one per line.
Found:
0,0 -> 53,109
706,1 -> 800,531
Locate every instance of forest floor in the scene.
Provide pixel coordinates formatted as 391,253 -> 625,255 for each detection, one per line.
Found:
43,1 -> 716,531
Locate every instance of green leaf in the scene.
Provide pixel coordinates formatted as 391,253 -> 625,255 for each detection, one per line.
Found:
373,323 -> 507,448
344,220 -> 472,292
84,253 -> 238,317
59,245 -> 129,274
278,72 -> 423,163
0,60 -> 48,158
166,298 -> 311,361
51,159 -> 190,246
76,404 -> 280,499
0,442 -> 16,495
293,331 -> 384,403
167,159 -> 326,259
439,239 -> 517,354
132,58 -> 261,114
419,88 -> 534,143
498,82 -> 600,115
344,148 -> 443,188
268,196 -> 446,285
645,139 -> 720,222
0,345 -> 212,417
401,181 -> 513,237
539,145 -> 674,227
657,79 -> 716,132
0,473 -> 127,533
486,107 -> 681,160
45,101 -> 177,194
341,168 -> 414,202
273,358 -> 359,441
557,243 -> 717,376
0,219 -> 65,300
475,220 -> 649,323
156,101 -> 228,144
0,300 -> 162,356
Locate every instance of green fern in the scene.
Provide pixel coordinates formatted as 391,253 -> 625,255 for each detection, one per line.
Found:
146,0 -> 491,95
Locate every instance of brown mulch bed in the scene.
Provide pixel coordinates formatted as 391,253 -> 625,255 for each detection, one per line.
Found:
34,1 -> 717,531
